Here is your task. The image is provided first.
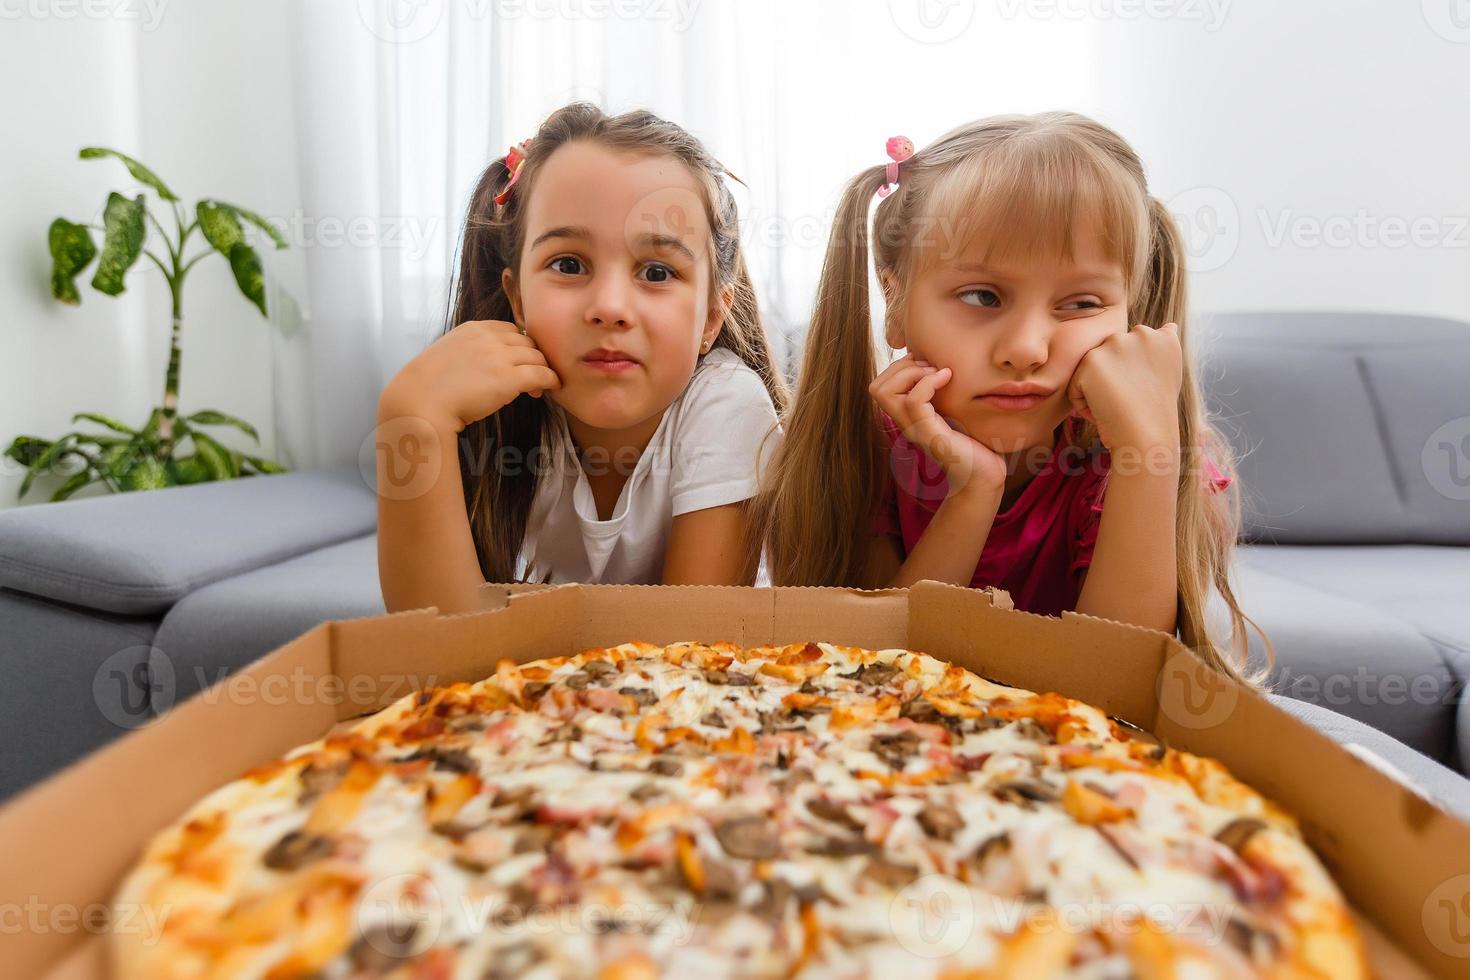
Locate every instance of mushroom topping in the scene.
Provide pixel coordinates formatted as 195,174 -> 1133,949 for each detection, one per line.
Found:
713,815 -> 782,860
806,798 -> 865,832
649,756 -> 683,777
618,686 -> 657,707
1224,917 -> 1281,961
701,710 -> 728,728
296,759 -> 348,804
846,662 -> 901,687
262,829 -> 334,870
994,779 -> 1060,806
407,747 -> 476,774
349,923 -> 420,971
522,681 -> 550,702
863,856 -> 919,889
869,731 -> 922,771
581,659 -> 617,680
917,803 -> 965,841
972,831 -> 1012,866
1215,817 -> 1268,854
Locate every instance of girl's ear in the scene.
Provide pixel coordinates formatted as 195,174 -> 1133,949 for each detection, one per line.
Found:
702,283 -> 732,351
878,268 -> 905,349
501,268 -> 525,328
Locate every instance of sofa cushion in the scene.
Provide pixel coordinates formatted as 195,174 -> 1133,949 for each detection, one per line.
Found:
1240,545 -> 1470,657
156,534 -> 385,705
0,590 -> 161,801
1208,556 -> 1459,763
1200,312 -> 1470,546
0,466 -> 377,616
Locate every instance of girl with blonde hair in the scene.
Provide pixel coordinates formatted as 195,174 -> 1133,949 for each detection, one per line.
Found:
756,113 -> 1263,678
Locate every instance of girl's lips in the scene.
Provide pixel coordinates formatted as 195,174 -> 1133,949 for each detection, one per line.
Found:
581,356 -> 639,374
976,393 -> 1048,412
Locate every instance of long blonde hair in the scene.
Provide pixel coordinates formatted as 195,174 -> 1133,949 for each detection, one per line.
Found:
753,112 -> 1267,680
450,103 -> 788,583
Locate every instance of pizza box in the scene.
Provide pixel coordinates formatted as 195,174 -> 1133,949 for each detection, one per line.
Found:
1,582 -> 1466,978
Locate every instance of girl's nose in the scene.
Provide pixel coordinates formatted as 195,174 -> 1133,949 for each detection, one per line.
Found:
992,311 -> 1051,371
585,276 -> 634,329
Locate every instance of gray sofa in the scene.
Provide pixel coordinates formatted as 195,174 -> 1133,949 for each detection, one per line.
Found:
0,468 -> 384,799
1199,312 -> 1470,769
0,310 -> 1466,809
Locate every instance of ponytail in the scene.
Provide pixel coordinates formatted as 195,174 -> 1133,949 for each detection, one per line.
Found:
753,166 -> 893,587
1137,197 -> 1272,683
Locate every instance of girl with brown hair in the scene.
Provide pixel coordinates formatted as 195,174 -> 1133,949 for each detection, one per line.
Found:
377,104 -> 786,613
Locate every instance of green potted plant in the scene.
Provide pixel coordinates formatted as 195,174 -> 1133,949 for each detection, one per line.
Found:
5,148 -> 289,501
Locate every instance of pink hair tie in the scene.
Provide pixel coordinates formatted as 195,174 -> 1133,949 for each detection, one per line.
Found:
493,139 -> 533,205
876,136 -> 914,199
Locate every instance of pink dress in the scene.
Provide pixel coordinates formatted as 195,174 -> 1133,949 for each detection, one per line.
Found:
873,414 -> 1231,617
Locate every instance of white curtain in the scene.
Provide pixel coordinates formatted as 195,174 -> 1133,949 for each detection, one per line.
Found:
281,0 -> 1098,469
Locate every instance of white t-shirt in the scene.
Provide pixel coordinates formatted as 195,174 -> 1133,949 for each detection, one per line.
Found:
520,348 -> 781,584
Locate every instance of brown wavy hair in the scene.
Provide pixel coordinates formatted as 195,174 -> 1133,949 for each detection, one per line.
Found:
448,103 -> 787,583
752,112 -> 1268,680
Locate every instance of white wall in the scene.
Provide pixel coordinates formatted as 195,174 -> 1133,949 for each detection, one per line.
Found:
0,0 -> 301,509
1083,0 -> 1470,321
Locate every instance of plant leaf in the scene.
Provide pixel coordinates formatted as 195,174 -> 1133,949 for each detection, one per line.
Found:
72,411 -> 136,435
119,455 -> 172,492
90,193 -> 147,296
186,409 -> 260,442
196,200 -> 244,255
79,147 -> 178,202
4,435 -> 53,469
227,241 -> 267,316
198,199 -> 287,250
240,453 -> 288,475
51,469 -> 98,501
48,219 -> 97,304
168,455 -> 210,485
190,431 -> 240,480
19,434 -> 79,499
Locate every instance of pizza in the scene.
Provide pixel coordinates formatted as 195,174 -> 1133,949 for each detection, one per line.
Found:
112,641 -> 1369,978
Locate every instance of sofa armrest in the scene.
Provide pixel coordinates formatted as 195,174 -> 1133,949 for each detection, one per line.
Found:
0,466 -> 377,615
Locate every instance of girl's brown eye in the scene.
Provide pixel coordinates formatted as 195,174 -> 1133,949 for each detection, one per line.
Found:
550,256 -> 583,275
959,288 -> 1000,308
